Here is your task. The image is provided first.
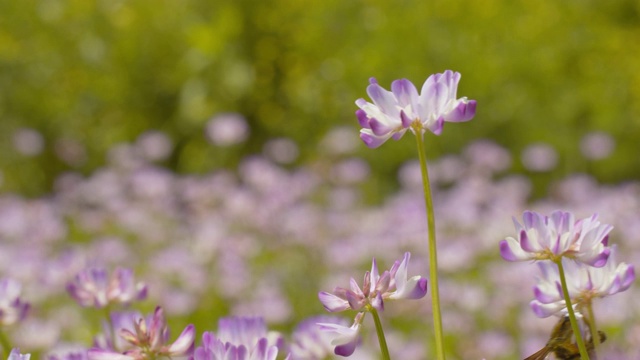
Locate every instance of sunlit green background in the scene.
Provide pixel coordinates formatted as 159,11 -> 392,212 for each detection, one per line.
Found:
1,0 -> 639,196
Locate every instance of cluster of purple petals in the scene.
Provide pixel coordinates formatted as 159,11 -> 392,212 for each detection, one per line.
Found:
192,317 -> 287,360
66,267 -> 147,309
2,121 -> 640,358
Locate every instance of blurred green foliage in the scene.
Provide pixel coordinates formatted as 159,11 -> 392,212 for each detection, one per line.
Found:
1,0 -> 640,196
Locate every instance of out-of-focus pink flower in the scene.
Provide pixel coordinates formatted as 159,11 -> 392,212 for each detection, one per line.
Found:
499,210 -> 611,267
46,349 -> 88,360
205,113 -> 249,146
87,306 -> 194,360
66,267 -> 147,309
8,348 -> 30,360
192,316 -> 288,360
0,278 -> 30,326
530,245 -> 635,317
356,70 -> 476,148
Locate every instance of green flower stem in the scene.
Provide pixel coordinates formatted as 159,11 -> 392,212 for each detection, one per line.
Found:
415,133 -> 446,360
0,330 -> 11,358
555,259 -> 590,360
104,305 -> 115,347
585,300 -> 601,355
369,307 -> 391,360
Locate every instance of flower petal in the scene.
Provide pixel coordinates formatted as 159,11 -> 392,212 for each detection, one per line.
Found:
167,324 -> 195,355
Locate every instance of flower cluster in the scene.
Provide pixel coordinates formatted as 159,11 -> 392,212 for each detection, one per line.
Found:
501,209 -> 635,358
356,70 -> 476,148
317,252 -> 427,355
0,279 -> 30,326
500,210 -> 612,266
531,245 -> 635,317
192,317 -> 287,360
88,306 -> 195,360
66,267 -> 148,309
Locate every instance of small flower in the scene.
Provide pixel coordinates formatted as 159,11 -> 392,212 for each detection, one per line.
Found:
499,210 -> 611,266
316,313 -> 363,357
0,278 -> 30,326
192,316 -> 288,360
93,311 -> 143,352
317,253 -> 426,357
356,70 -> 476,148
66,267 -> 148,309
8,349 -> 30,360
530,245 -> 635,317
318,252 -> 427,313
289,316 -> 351,359
87,306 -> 195,360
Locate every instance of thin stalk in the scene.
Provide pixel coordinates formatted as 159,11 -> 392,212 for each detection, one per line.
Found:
0,330 -> 11,358
369,307 -> 391,360
104,305 -> 115,348
415,133 -> 446,360
555,259 -> 590,360
585,300 -> 601,356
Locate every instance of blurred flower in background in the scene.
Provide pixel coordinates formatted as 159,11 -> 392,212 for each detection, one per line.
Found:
12,129 -> 44,157
521,143 -> 558,172
580,131 -> 615,161
192,316 -> 286,360
0,278 -> 30,326
205,113 -> 250,147
66,268 -> 147,309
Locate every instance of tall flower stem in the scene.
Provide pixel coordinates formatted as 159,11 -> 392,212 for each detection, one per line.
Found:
555,259 -> 590,360
415,132 -> 446,360
369,307 -> 391,360
585,300 -> 601,355
104,305 -> 116,348
0,330 -> 11,359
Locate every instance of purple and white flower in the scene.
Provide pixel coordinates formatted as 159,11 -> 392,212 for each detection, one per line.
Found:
7,349 -> 30,360
0,279 -> 30,326
316,313 -> 364,357
87,306 -> 195,360
66,267 -> 148,309
356,70 -> 476,148
499,210 -> 611,266
192,316 -> 288,360
317,252 -> 426,356
318,252 -> 427,313
530,245 -> 635,317
289,316 -> 351,359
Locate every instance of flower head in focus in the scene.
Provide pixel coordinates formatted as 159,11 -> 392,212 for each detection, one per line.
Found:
530,245 -> 635,317
8,349 -> 30,360
499,210 -> 611,266
319,252 -> 427,313
356,70 -> 476,148
192,316 -> 288,360
317,252 -> 427,356
0,279 -> 30,326
87,306 -> 195,360
66,267 -> 148,309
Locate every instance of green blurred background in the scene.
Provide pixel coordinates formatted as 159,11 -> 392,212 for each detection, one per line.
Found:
1,0 -> 639,197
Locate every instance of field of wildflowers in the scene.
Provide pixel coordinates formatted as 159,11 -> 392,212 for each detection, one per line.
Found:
1,70 -> 639,359
2,2 -> 640,359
